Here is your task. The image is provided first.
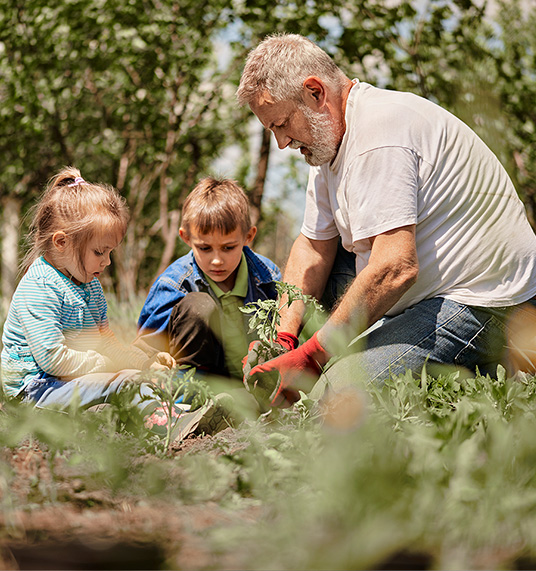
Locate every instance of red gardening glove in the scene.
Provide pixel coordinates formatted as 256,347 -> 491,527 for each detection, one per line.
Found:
242,332 -> 299,410
275,332 -> 299,351
245,332 -> 328,407
241,332 -> 299,378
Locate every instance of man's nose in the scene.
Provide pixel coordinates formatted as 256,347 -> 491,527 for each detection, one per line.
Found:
274,131 -> 291,149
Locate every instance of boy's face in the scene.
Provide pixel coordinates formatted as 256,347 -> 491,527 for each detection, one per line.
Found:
180,226 -> 257,293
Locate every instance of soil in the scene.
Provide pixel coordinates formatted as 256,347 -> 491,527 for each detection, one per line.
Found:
0,430 -> 258,571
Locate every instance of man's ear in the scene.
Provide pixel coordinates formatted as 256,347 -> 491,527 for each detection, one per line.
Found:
51,231 -> 68,252
302,76 -> 327,108
244,226 -> 257,246
179,227 -> 191,247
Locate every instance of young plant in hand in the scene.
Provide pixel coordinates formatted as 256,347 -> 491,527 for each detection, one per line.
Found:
241,281 -> 323,349
241,281 -> 324,407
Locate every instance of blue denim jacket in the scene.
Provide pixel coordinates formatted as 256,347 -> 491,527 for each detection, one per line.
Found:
136,246 -> 281,353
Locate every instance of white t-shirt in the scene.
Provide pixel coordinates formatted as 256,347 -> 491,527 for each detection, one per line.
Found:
301,80 -> 536,316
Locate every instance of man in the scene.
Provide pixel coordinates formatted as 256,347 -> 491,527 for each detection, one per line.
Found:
236,33 -> 536,398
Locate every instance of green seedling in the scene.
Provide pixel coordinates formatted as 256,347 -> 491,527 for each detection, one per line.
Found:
241,281 -> 324,355
139,366 -> 213,454
240,282 -> 325,406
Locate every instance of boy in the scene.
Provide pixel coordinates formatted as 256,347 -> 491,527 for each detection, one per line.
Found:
136,177 -> 281,379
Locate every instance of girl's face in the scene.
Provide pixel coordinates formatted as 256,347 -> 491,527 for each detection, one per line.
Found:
49,229 -> 122,285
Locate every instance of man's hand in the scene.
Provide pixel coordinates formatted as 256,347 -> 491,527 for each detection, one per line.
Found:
149,351 -> 176,371
275,331 -> 299,351
241,332 -> 299,409
242,332 -> 299,379
244,332 -> 329,407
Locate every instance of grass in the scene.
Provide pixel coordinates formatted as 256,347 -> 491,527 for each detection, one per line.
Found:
1,294 -> 536,569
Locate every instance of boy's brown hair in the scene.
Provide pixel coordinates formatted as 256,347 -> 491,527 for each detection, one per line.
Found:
181,177 -> 252,236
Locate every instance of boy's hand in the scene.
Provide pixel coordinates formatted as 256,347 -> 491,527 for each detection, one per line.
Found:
244,332 -> 328,407
149,351 -> 176,371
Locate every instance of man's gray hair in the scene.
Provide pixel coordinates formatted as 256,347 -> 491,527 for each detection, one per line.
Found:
236,33 -> 348,106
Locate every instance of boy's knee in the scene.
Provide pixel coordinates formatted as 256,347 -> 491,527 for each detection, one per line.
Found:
168,292 -> 221,339
167,292 -> 225,369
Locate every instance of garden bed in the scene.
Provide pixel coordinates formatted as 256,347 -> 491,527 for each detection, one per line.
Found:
1,367 -> 536,570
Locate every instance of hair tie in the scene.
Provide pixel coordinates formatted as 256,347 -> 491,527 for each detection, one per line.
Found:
68,176 -> 85,187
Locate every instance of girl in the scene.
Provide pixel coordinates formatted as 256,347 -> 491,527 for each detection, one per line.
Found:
0,167 -> 174,409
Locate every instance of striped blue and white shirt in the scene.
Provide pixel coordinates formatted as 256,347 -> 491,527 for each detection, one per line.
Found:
1,257 -> 148,397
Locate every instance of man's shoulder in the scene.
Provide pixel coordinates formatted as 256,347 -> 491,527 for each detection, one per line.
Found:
339,82 -> 453,167
352,83 -> 448,131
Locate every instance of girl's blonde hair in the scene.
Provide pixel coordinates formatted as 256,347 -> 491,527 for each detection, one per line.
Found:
181,177 -> 252,236
22,166 -> 129,274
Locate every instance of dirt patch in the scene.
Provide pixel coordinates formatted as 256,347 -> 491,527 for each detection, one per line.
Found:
0,432 -> 260,570
171,427 -> 251,456
0,500 -> 261,570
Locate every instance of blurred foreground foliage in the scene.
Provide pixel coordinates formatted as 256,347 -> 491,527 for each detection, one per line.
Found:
1,365 -> 536,569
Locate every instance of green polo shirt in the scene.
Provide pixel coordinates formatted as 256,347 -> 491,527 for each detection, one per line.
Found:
204,253 -> 249,379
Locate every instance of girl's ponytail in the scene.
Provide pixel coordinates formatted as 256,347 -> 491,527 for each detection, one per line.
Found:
47,166 -> 84,190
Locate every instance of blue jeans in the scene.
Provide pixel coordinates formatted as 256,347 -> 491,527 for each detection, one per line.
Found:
21,369 -> 158,412
322,297 -> 511,388
321,240 -> 357,312
317,242 -> 513,385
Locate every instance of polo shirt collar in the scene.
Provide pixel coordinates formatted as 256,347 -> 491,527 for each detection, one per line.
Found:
203,252 -> 248,299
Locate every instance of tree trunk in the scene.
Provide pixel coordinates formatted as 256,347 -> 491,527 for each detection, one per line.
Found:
249,128 -> 271,226
116,223 -> 148,301
154,209 -> 181,279
1,196 -> 21,312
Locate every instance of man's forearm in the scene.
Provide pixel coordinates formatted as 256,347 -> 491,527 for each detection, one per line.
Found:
279,234 -> 339,335
317,225 -> 419,355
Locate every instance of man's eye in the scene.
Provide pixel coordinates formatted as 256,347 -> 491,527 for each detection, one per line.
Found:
198,246 -> 211,252
223,246 -> 236,251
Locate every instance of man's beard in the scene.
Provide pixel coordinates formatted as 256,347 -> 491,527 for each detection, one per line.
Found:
290,106 -> 340,167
